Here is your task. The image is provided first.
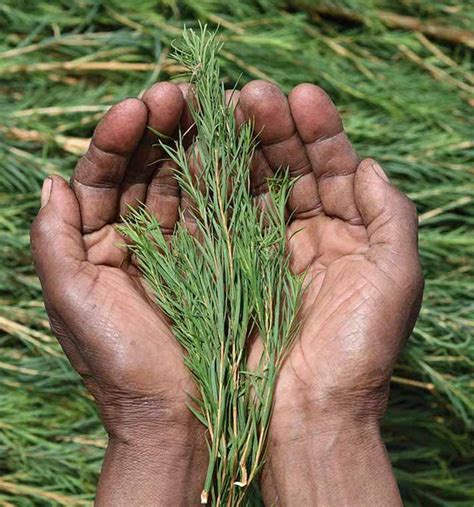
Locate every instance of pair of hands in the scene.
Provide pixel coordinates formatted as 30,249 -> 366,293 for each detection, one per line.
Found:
31,80 -> 423,506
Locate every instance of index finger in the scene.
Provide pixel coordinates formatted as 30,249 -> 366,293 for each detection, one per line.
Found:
71,98 -> 148,233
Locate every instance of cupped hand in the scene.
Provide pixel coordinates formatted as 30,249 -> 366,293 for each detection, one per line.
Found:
31,76 -> 424,505
30,82 -> 206,505
236,81 -> 424,505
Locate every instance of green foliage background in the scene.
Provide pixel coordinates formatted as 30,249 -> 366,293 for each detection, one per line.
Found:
0,0 -> 473,505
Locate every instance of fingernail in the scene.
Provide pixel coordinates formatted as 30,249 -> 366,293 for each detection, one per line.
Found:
371,161 -> 389,182
40,178 -> 53,208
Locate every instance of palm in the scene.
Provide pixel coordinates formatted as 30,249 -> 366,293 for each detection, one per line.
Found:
71,87 -> 195,399
31,83 -> 201,434
286,215 -> 386,398
70,241 -> 188,399
237,80 -> 422,428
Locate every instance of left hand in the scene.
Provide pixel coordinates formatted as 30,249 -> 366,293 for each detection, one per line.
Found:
236,80 -> 423,506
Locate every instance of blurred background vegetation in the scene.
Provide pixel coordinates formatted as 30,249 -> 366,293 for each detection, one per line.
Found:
0,0 -> 473,505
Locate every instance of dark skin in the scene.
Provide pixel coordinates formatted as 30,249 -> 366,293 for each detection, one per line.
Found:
31,80 -> 423,506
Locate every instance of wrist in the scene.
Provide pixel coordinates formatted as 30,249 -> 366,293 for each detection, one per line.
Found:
96,417 -> 207,506
262,411 -> 401,506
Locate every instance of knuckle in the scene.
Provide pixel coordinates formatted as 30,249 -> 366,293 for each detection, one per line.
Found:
412,261 -> 425,293
30,213 -> 49,255
398,192 -> 418,219
30,214 -> 42,242
399,259 -> 424,293
406,196 -> 418,218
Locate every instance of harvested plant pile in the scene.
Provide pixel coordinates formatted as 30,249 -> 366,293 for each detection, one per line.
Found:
0,1 -> 473,505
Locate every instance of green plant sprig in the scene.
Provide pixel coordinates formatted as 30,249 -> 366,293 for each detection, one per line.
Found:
120,25 -> 303,505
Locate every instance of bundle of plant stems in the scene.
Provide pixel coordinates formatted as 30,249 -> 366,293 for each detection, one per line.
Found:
0,1 -> 472,505
121,26 -> 302,504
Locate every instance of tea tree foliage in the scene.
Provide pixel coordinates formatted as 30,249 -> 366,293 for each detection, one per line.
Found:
120,26 -> 303,504
1,1 -> 473,505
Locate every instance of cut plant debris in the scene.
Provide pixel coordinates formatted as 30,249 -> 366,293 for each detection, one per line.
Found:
120,26 -> 303,505
0,1 -> 472,506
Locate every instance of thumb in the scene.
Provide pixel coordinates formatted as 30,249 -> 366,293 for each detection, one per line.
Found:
354,158 -> 422,289
31,176 -> 86,296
